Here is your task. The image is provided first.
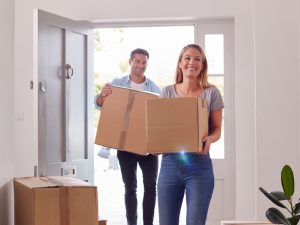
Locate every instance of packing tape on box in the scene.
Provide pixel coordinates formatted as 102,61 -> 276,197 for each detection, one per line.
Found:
59,186 -> 70,225
118,91 -> 135,149
45,176 -> 65,185
40,178 -> 71,225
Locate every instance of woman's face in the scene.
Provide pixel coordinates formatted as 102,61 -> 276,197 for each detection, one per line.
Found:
179,47 -> 203,80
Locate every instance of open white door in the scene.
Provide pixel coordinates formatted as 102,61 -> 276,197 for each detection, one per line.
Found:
37,9 -> 94,182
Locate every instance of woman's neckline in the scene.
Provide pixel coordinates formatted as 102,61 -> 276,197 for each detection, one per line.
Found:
173,84 -> 206,97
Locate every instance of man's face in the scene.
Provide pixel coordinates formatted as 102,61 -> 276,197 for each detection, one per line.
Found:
129,53 -> 148,77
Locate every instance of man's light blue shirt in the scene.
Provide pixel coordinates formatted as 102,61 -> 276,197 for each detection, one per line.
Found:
95,75 -> 161,109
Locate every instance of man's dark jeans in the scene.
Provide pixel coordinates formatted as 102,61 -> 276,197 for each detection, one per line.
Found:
117,151 -> 158,225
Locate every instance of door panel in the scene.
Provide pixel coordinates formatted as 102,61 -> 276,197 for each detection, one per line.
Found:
38,10 -> 93,182
45,26 -> 66,165
67,31 -> 87,161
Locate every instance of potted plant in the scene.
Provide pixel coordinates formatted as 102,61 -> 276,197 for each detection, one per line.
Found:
259,165 -> 300,225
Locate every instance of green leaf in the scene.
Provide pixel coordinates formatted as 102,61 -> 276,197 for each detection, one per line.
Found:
294,201 -> 300,214
266,208 -> 291,225
287,216 -> 300,225
281,165 -> 294,198
259,187 -> 288,209
270,191 -> 289,201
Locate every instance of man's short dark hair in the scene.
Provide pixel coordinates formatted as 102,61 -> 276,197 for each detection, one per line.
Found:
130,48 -> 149,60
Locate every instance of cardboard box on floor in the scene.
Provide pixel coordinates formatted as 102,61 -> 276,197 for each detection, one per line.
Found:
95,85 -> 209,155
146,97 -> 208,153
95,86 -> 159,155
14,176 -> 98,225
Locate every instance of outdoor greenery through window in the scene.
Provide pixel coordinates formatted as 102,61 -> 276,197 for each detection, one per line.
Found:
93,26 -> 194,90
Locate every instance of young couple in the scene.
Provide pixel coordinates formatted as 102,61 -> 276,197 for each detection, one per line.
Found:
96,44 -> 224,225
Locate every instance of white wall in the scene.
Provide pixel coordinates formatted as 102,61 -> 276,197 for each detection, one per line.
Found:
0,0 -> 297,224
255,0 -> 300,218
0,0 -> 14,224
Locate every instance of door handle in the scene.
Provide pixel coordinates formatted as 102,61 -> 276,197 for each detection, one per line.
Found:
39,81 -> 46,92
66,64 -> 74,79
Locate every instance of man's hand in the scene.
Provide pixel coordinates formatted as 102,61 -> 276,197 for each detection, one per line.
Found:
96,83 -> 112,107
100,83 -> 112,97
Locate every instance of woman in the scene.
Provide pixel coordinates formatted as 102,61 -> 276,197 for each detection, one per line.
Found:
157,44 -> 224,225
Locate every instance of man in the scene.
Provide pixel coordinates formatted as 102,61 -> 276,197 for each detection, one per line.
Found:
96,48 -> 161,225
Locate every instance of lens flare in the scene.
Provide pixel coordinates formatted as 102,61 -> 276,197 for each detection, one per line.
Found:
179,151 -> 189,164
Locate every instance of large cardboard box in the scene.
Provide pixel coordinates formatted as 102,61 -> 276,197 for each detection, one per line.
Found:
95,86 -> 158,155
95,86 -> 208,154
14,176 -> 98,225
146,97 -> 208,153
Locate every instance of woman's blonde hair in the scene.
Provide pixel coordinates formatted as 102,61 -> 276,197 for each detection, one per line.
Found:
175,44 -> 211,88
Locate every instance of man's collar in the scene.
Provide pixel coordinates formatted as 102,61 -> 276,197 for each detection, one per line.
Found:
125,75 -> 131,84
127,74 -> 148,84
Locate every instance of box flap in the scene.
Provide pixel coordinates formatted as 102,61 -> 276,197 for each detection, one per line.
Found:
147,97 -> 199,153
14,176 -> 94,189
95,85 -> 158,155
14,177 -> 58,189
47,176 -> 94,187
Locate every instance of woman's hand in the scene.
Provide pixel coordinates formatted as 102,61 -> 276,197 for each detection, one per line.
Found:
202,136 -> 212,154
198,136 -> 212,155
198,109 -> 223,155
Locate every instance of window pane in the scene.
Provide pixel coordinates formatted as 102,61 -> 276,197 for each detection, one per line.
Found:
208,76 -> 224,97
208,76 -> 224,159
205,34 -> 224,74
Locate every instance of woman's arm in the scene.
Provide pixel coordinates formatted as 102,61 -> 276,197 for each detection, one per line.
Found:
201,108 -> 223,154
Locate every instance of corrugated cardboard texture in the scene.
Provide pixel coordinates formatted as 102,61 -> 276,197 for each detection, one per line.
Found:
95,86 -> 158,155
14,177 -> 98,225
146,97 -> 208,153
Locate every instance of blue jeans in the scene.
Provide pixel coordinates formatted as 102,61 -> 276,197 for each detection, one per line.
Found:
117,151 -> 158,225
158,153 -> 214,225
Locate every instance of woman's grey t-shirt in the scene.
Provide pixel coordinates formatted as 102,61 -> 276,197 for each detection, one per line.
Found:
160,84 -> 224,113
